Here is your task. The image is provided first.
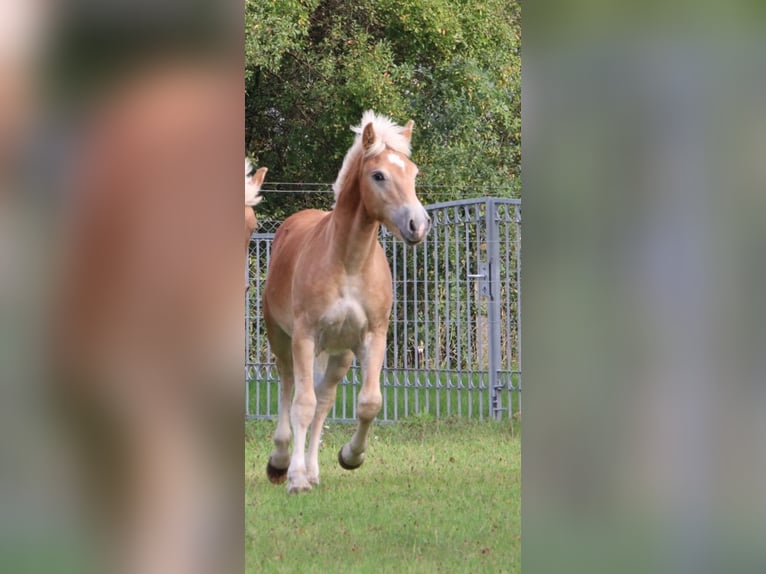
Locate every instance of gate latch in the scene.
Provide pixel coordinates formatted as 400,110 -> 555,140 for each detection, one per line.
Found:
467,262 -> 490,298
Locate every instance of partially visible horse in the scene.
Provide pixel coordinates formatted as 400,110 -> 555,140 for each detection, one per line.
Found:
263,111 -> 431,493
53,63 -> 244,573
245,159 -> 266,254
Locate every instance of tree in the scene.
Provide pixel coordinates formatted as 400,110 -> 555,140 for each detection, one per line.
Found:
246,0 -> 521,218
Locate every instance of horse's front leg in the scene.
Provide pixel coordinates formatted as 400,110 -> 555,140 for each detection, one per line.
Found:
287,331 -> 316,493
339,332 -> 386,470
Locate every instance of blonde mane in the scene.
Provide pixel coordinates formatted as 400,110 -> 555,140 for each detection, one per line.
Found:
332,111 -> 412,203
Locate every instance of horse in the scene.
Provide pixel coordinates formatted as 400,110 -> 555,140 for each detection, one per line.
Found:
262,111 -> 431,493
245,159 -> 267,254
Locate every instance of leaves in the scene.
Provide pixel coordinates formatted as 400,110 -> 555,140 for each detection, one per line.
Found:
246,0 -> 521,216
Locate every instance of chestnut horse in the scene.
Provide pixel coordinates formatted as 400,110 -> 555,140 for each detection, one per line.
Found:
263,111 -> 431,493
245,159 -> 267,254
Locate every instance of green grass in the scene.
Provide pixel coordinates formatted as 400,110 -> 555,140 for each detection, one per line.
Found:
246,417 -> 520,573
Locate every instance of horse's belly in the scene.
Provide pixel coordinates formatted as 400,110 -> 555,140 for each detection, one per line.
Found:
316,298 -> 368,353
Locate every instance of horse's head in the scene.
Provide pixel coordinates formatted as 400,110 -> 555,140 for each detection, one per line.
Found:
352,112 -> 431,245
245,159 -> 267,207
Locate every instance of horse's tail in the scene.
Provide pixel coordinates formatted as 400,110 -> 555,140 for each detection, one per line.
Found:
313,352 -> 329,387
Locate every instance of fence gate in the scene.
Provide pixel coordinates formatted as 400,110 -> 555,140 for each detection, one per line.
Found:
246,197 -> 520,421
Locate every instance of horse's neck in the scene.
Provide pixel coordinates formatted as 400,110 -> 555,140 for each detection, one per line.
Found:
245,205 -> 257,232
327,180 -> 379,273
245,206 -> 257,251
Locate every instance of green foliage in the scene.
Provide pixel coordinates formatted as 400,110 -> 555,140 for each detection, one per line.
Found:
245,0 -> 319,74
246,0 -> 521,217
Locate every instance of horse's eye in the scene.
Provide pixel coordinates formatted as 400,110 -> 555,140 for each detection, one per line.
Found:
372,172 -> 386,182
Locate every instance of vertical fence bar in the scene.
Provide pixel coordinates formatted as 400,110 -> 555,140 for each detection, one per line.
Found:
486,199 -> 503,419
451,208 -> 460,417
515,204 -> 522,414
245,239 -> 252,417
502,204 -> 515,417
424,215 -> 436,417
502,203 -> 517,418
466,206 -> 475,417
389,233 -> 399,421
413,233 -> 426,416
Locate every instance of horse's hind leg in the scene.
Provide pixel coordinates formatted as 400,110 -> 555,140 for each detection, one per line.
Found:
266,328 -> 293,484
339,333 -> 386,470
306,351 -> 353,486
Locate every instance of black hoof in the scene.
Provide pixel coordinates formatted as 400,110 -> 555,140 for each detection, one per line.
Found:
338,448 -> 363,471
266,460 -> 288,484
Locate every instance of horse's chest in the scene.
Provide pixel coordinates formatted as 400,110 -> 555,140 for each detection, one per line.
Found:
316,294 -> 368,353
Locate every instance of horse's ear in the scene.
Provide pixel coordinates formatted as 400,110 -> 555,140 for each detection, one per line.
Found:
401,120 -> 414,142
252,166 -> 268,187
362,122 -> 377,150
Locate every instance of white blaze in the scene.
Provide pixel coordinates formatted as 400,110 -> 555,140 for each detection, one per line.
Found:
387,153 -> 406,171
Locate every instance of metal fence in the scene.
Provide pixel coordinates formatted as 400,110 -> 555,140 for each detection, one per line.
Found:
246,197 -> 521,421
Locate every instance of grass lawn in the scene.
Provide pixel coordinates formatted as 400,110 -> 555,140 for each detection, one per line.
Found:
246,416 -> 520,573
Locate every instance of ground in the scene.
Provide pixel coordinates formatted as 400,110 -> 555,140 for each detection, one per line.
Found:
246,416 -> 521,573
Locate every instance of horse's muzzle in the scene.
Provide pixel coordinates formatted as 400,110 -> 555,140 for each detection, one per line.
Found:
392,205 -> 431,245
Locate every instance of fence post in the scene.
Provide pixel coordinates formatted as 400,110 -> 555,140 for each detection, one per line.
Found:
486,198 -> 503,419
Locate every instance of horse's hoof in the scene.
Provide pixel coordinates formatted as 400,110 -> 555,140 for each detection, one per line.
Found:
338,447 -> 364,470
287,479 -> 313,494
266,461 -> 288,484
